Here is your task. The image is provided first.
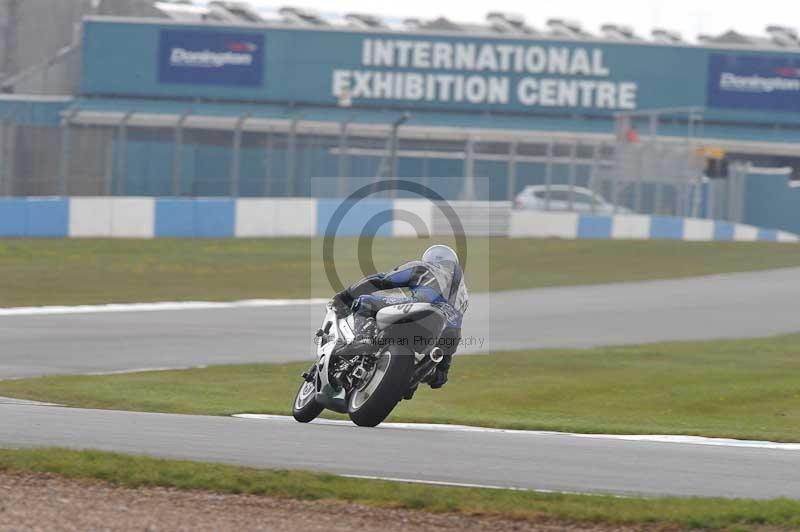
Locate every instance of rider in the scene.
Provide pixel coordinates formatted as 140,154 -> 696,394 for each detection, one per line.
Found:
330,244 -> 469,390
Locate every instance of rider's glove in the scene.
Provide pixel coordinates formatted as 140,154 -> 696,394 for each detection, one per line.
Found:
331,290 -> 353,318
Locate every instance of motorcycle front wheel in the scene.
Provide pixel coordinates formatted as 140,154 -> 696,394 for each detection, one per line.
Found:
292,379 -> 324,423
348,346 -> 414,427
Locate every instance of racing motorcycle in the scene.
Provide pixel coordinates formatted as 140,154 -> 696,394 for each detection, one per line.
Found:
292,293 -> 447,427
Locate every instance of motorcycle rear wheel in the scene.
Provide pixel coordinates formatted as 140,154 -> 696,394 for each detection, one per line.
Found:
292,379 -> 324,423
348,346 -> 414,427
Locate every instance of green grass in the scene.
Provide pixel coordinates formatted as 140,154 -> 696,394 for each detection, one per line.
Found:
3,238 -> 800,306
4,335 -> 800,442
0,447 -> 798,530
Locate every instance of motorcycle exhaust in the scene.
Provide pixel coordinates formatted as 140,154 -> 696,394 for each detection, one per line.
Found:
429,347 -> 444,364
410,347 -> 445,388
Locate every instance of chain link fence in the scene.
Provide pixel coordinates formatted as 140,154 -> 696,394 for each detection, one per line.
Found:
593,140 -> 710,218
0,107 -> 746,221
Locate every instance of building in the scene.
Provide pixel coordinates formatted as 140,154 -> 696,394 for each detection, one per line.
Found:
1,1 -> 800,229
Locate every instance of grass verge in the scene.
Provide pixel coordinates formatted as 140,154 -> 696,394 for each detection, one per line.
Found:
0,447 -> 799,531
3,335 -> 800,442
3,238 -> 800,306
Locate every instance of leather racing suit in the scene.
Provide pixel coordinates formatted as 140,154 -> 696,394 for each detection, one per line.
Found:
332,259 -> 469,389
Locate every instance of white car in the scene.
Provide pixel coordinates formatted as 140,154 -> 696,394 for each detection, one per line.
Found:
513,185 -> 631,214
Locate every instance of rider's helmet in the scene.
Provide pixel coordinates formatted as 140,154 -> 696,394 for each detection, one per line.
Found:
422,244 -> 459,266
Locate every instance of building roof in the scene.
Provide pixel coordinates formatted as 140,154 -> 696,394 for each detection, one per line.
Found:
147,1 -> 800,50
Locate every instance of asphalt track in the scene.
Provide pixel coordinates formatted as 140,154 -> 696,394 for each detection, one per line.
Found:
2,267 -> 800,378
2,404 -> 800,499
2,268 -> 800,498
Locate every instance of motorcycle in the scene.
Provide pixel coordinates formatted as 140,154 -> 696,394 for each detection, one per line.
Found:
292,295 -> 447,427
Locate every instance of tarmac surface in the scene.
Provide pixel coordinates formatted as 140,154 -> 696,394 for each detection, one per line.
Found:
2,268 -> 800,378
1,405 -> 800,499
2,268 -> 800,498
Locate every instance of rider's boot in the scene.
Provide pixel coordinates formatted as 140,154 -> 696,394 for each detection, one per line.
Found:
403,383 -> 418,400
428,354 -> 452,389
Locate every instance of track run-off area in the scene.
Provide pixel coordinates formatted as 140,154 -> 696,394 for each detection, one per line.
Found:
2,267 -> 800,498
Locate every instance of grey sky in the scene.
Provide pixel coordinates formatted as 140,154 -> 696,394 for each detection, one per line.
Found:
246,0 -> 799,42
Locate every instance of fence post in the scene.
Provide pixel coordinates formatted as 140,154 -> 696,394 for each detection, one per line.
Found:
653,183 -> 663,216
264,127 -> 273,197
172,112 -> 189,196
116,111 -> 134,196
422,134 -> 431,190
634,143 -> 645,213
544,141 -> 553,210
287,117 -> 298,197
304,133 -> 317,197
58,108 -> 79,196
676,183 -> 686,218
567,140 -> 577,211
58,123 -> 70,196
388,113 -> 410,199
507,140 -> 517,201
0,120 -> 8,196
724,175 -> 732,222
737,171 -> 746,223
589,143 -> 600,213
729,164 -> 746,223
337,119 -> 350,198
231,114 -> 249,198
724,165 -> 737,222
103,126 -> 115,196
706,180 -> 715,220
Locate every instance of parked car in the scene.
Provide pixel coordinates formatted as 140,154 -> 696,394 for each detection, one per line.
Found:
513,185 -> 631,214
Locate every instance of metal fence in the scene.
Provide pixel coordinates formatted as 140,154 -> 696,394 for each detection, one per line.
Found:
0,108 -> 746,221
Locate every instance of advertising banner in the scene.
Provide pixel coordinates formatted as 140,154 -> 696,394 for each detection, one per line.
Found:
157,29 -> 264,87
707,53 -> 800,112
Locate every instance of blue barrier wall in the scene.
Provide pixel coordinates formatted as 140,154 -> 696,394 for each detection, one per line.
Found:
648,216 -> 684,240
576,215 -> 613,239
154,198 -> 236,237
0,198 -> 69,237
0,199 -> 28,236
0,196 -> 796,242
742,168 -> 800,234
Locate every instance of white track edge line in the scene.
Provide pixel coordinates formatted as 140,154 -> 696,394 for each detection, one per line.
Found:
0,299 -> 329,316
0,366 -> 211,382
234,414 -> 800,451
81,366 -> 209,376
0,396 -> 61,407
338,474 -> 618,497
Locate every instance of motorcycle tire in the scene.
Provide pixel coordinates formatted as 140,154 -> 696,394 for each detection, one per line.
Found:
292,379 -> 324,423
347,346 -> 414,427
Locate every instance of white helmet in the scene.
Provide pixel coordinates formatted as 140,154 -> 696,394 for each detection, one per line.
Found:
422,244 -> 459,265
